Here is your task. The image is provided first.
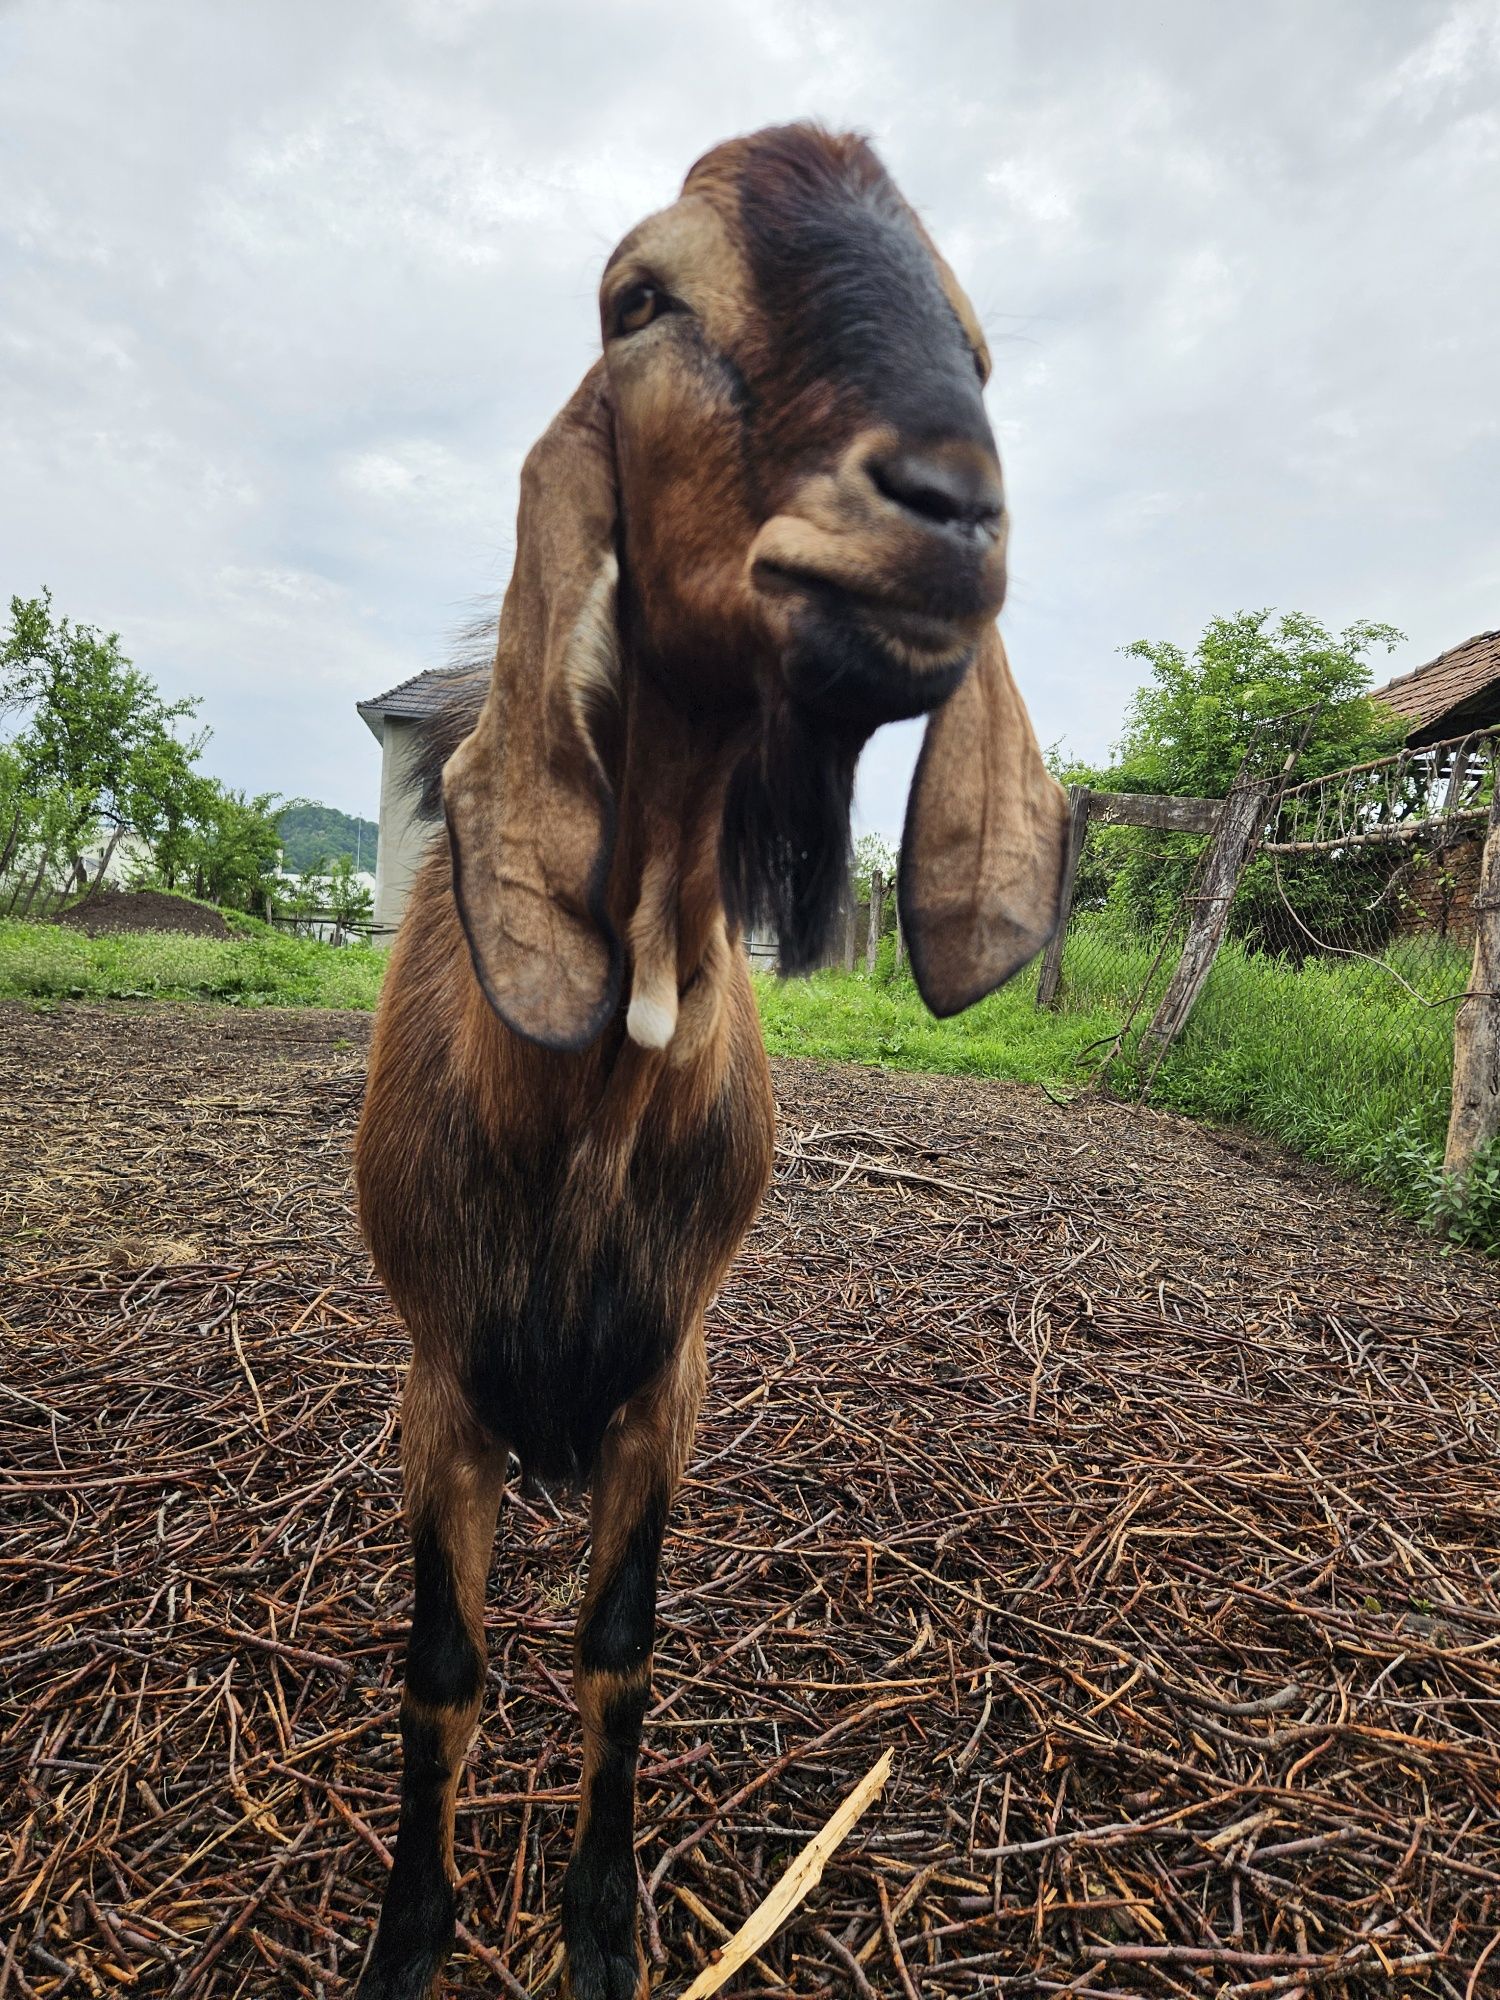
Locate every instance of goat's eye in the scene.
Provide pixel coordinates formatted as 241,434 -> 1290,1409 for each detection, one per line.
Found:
614,283 -> 666,337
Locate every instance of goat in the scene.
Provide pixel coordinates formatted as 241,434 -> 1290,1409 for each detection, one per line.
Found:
353,123 -> 1068,2000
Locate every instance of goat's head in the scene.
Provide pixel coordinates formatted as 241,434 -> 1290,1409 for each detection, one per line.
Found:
444,124 -> 1068,1051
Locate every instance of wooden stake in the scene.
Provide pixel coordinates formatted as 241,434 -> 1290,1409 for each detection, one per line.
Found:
1445,786 -> 1500,1185
1035,784 -> 1092,1010
866,868 -> 885,975
675,1749 -> 894,1999
1140,779 -> 1269,1071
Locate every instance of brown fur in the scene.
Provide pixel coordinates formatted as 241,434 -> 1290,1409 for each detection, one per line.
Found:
353,123 -> 1067,2000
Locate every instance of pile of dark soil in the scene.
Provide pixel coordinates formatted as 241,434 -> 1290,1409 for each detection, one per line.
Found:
54,887 -> 230,938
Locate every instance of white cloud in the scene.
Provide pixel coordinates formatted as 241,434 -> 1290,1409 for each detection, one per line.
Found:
0,0 -> 1495,838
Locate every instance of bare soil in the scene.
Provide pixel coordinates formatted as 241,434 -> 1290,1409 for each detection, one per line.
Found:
3,1001 -> 1499,1996
55,887 -> 231,938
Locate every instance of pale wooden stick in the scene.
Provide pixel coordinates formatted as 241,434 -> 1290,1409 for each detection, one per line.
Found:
675,1747 -> 894,2000
229,1312 -> 269,1438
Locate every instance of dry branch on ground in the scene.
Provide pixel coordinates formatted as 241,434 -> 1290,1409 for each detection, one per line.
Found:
3,1001 -> 1500,1996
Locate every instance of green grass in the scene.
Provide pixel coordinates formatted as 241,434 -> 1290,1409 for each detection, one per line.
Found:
756,918 -> 1495,1253
3,909 -> 1490,1250
753,924 -> 1158,1085
0,917 -> 385,1009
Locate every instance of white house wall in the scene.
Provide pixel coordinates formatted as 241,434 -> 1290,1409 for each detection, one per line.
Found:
372,720 -> 432,939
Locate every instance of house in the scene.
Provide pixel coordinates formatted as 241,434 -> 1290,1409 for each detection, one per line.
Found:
357,666 -> 471,938
1369,630 -> 1499,943
1370,629 -> 1500,746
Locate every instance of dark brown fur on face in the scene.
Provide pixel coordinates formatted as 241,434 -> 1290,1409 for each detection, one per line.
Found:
353,126 -> 1066,2000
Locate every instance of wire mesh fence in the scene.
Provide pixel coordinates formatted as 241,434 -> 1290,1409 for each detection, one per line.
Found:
1038,725 -> 1498,1202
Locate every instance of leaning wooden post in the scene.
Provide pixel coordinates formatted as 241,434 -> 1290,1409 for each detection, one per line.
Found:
865,868 -> 884,974
1444,784 -> 1500,1186
1139,778 -> 1269,1071
893,885 -> 905,971
1035,784 -> 1092,1009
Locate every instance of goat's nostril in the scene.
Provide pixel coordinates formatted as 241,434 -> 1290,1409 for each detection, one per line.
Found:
868,446 -> 1005,534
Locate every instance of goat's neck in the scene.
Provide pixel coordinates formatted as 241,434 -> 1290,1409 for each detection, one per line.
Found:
610,673 -> 745,1056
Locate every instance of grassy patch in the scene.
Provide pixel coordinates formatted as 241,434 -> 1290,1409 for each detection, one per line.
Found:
0,918 -> 385,1009
1137,938 -> 1484,1236
757,918 -> 1492,1252
3,910 -> 1487,1249
753,964 -> 1104,1085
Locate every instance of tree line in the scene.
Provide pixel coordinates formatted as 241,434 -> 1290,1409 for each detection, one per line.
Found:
1,590 -> 371,931
3,590 -> 1412,952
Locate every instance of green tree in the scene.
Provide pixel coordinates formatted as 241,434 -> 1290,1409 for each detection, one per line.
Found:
276,868 -> 328,931
0,744 -> 97,914
324,854 -> 374,942
181,784 -> 283,911
852,831 -> 897,897
1114,610 -> 1405,800
1072,611 -> 1409,948
1,590 -> 206,883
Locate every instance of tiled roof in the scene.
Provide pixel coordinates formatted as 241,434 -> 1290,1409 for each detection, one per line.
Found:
358,665 -> 473,724
1371,630 -> 1500,746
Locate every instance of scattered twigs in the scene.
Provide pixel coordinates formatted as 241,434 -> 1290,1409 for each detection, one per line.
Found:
4,1002 -> 1500,1995
675,1748 -> 892,1998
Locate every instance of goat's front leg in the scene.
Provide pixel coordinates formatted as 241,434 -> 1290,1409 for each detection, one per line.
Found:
359,1362 -> 507,2000
564,1337 -> 704,2000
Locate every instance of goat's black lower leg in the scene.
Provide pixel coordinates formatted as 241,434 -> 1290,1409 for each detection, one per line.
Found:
359,1372 -> 505,2000
564,1345 -> 702,2000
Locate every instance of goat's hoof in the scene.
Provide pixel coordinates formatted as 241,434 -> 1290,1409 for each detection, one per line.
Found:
354,1960 -> 446,2000
563,1849 -> 650,1998
356,1876 -> 455,2000
562,1946 -> 650,2000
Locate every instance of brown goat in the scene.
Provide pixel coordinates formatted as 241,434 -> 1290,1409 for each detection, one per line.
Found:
353,124 -> 1068,2000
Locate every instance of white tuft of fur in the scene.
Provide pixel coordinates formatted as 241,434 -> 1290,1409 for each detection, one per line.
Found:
626,990 -> 677,1050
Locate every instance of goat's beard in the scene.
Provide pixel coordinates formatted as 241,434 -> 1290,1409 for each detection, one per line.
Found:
720,691 -> 863,973
719,608 -> 973,972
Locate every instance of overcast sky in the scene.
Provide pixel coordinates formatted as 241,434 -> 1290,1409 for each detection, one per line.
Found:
2,0 -> 1496,839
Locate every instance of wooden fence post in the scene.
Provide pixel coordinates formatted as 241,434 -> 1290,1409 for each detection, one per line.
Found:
1035,784 -> 1092,1010
1139,778 -> 1269,1068
1445,786 -> 1500,1184
893,889 -> 905,971
842,889 -> 857,972
865,869 -> 885,973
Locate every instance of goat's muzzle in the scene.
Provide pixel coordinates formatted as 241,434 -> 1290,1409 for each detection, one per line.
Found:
746,427 -> 1008,723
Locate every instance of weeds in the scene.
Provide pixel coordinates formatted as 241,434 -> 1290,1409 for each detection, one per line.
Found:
0,918 -> 384,1009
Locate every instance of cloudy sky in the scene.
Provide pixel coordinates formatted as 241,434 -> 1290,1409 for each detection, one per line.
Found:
3,0 -> 1496,839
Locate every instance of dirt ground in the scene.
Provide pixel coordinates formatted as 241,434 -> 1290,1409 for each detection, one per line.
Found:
4,1000 -> 1500,1998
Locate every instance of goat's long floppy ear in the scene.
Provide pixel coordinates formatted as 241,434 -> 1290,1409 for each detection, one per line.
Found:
443,368 -> 622,1050
898,627 -> 1070,1018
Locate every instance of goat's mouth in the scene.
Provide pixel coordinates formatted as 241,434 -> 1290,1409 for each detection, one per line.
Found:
745,439 -> 1008,724
752,562 -> 978,727
752,558 -> 980,666
746,506 -> 1006,673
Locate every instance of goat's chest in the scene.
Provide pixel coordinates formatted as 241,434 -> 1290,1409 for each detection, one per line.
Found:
438,1051 -> 773,1486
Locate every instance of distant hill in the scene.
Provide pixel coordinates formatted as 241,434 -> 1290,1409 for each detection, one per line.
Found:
277,800 -> 378,875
